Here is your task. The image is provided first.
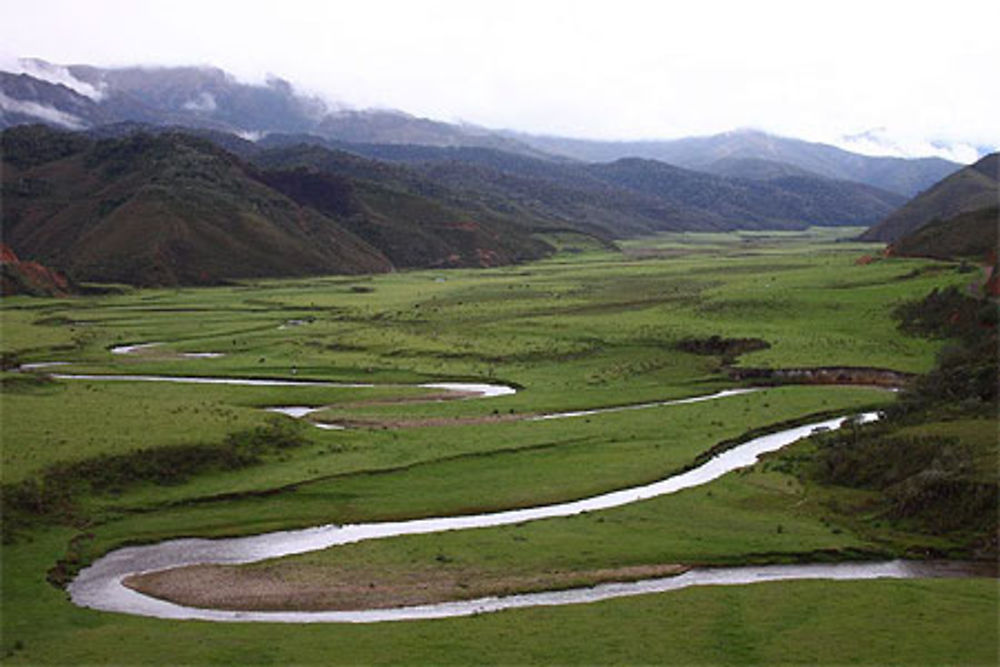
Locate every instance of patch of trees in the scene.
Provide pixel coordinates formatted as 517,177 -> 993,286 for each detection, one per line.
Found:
0,418 -> 306,544
803,285 -> 998,544
892,286 -> 997,410
676,335 -> 770,364
811,423 -> 995,534
256,167 -> 358,218
0,124 -> 90,168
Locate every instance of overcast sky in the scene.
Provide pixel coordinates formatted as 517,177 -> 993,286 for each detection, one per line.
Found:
2,0 -> 997,161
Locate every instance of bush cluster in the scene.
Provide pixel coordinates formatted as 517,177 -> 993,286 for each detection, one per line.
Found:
1,418 -> 306,543
811,426 -> 996,533
675,335 -> 770,364
801,285 -> 999,538
892,286 -> 997,411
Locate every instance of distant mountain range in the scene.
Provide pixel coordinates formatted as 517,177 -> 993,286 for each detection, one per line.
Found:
254,133 -> 907,231
0,59 -> 992,287
0,59 -> 548,155
1,59 -> 970,197
509,130 -> 964,198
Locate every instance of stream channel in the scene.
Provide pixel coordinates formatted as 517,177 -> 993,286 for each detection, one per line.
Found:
44,368 -> 992,623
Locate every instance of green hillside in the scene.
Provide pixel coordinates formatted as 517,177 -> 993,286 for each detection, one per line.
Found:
891,206 -> 999,260
861,153 -> 998,242
0,124 -> 948,288
260,135 -> 905,235
251,147 -> 557,268
0,126 -> 554,285
1,127 -> 393,286
253,140 -> 703,237
587,158 -> 904,228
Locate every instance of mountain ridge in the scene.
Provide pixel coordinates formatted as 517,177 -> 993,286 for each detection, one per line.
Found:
0,125 -> 555,285
255,132 -> 906,231
512,129 -> 963,197
860,153 -> 999,243
1,59 -> 971,198
1,126 -> 395,285
2,122 -> 912,289
889,206 -> 999,262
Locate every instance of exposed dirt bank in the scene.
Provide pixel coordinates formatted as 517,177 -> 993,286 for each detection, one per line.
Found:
328,413 -> 526,429
125,562 -> 688,612
730,366 -> 913,387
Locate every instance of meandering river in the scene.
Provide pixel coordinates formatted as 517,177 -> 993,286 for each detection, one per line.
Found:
45,363 -> 991,624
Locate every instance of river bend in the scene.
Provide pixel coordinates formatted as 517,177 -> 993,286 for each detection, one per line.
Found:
50,363 -> 991,624
68,412 -> 910,623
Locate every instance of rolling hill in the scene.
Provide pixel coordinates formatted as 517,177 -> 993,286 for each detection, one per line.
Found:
0,125 -> 555,285
890,206 -> 999,261
257,134 -> 906,232
1,122 -> 914,289
515,129 -> 962,197
699,157 -> 819,181
860,153 -> 998,242
255,163 -> 552,269
584,157 -> 905,228
1,126 -> 393,285
0,120 -> 968,289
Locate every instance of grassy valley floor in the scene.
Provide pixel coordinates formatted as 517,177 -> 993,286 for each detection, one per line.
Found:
1,228 -> 996,664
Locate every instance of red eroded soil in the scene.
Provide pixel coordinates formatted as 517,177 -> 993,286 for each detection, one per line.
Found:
0,244 -> 73,296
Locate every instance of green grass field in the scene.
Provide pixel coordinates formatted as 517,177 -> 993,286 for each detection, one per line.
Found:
1,229 -> 995,664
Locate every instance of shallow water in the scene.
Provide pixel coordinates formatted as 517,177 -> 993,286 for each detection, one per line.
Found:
53,373 -> 374,387
110,342 -> 163,354
52,373 -> 516,399
53,372 -> 517,430
268,387 -> 756,430
18,361 -> 71,370
85,559 -> 996,624
531,388 -> 758,420
264,406 -> 326,418
419,382 -> 517,398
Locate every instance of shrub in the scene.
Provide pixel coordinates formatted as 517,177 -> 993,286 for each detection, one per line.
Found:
1,418 -> 307,543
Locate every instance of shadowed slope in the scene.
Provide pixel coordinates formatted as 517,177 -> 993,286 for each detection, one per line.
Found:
2,127 -> 392,285
861,154 -> 998,243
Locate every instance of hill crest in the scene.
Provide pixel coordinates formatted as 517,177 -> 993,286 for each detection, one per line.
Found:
860,153 -> 998,243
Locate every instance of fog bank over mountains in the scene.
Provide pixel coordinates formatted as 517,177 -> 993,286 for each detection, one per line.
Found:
6,0 -> 997,162
3,56 -> 993,168
0,59 -> 970,199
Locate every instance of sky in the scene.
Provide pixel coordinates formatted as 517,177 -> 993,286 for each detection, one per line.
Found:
2,0 -> 997,161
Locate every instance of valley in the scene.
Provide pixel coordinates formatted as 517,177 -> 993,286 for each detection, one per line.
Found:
1,230 -> 995,663
2,8 -> 998,663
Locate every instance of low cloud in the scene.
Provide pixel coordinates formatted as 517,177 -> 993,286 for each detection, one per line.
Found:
182,91 -> 217,112
835,128 -> 984,164
236,129 -> 263,141
5,57 -> 106,101
0,91 -> 88,129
